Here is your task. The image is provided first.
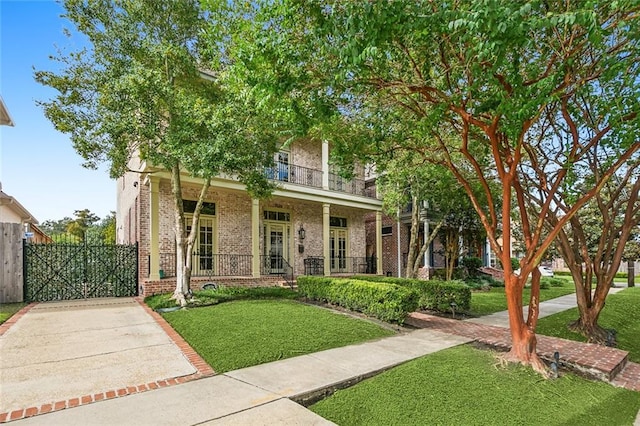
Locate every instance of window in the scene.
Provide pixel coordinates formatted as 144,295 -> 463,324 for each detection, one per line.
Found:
183,200 -> 216,216
329,216 -> 347,228
382,226 -> 393,236
264,210 -> 290,222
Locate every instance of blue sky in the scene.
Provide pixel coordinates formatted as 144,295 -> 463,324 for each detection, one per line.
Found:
1,0 -> 115,222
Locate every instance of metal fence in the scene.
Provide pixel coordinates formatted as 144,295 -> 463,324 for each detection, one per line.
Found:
158,252 -> 252,278
24,241 -> 138,302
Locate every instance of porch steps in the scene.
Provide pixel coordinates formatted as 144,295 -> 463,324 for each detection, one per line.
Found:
278,280 -> 297,290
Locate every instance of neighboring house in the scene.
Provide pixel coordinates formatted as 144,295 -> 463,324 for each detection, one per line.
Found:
364,188 -> 491,278
0,95 -> 14,126
0,183 -> 40,231
117,140 -> 384,295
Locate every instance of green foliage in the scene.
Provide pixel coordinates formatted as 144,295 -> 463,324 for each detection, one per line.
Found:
351,275 -> 471,313
430,267 -> 467,281
310,345 -> 640,425
540,277 -> 566,288
537,287 -> 640,363
462,256 -> 483,277
160,299 -> 393,373
297,276 -> 418,324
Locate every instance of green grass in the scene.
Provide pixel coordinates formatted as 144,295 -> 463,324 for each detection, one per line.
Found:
161,299 -> 394,372
144,286 -> 298,310
469,286 -> 575,316
0,303 -> 26,324
536,287 -> 640,362
311,345 -> 640,426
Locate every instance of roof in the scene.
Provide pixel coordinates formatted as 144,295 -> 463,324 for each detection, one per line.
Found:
0,95 -> 14,126
0,185 -> 38,224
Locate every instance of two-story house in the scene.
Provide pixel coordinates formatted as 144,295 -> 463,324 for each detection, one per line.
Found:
117,139 -> 384,295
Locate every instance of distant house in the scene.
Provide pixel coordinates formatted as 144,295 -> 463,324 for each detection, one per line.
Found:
0,95 -> 14,126
117,140 -> 384,296
0,183 -> 50,242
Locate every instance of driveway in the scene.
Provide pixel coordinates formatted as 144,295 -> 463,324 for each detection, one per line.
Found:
0,298 -> 197,415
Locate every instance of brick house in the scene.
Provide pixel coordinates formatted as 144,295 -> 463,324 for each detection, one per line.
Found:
117,140 -> 384,295
364,191 -> 492,278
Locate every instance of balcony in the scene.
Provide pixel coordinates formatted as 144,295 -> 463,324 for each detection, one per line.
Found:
264,162 -> 377,199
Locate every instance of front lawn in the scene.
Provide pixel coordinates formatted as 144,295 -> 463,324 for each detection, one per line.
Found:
469,286 -> 575,316
0,303 -> 26,325
160,299 -> 395,372
311,345 -> 640,426
536,287 -> 640,362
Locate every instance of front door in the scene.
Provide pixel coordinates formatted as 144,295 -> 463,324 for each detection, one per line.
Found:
186,215 -> 216,275
265,223 -> 290,273
330,229 -> 348,272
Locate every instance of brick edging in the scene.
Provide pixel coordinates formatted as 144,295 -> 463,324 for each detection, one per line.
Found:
0,303 -> 38,336
0,298 -> 215,423
134,297 -> 216,377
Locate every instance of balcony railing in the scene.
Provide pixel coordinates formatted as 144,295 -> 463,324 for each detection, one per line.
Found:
330,256 -> 377,274
329,173 -> 367,197
265,163 -> 323,188
158,252 -> 252,278
263,162 -> 376,198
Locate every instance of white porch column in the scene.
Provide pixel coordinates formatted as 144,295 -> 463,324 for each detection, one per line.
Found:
252,198 -> 260,278
376,211 -> 383,275
322,140 -> 329,190
149,176 -> 160,280
323,203 -> 331,276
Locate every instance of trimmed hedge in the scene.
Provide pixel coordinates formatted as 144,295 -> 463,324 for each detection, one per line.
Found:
352,275 -> 471,313
297,276 -> 418,324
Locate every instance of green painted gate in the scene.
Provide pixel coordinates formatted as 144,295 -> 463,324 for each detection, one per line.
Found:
24,241 -> 138,302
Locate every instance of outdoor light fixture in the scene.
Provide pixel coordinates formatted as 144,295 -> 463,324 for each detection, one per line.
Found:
298,225 -> 306,240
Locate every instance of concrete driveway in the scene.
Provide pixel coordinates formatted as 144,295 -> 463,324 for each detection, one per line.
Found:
0,298 -> 197,415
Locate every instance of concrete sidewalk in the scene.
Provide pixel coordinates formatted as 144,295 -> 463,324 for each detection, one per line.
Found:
466,286 -> 627,328
10,329 -> 471,425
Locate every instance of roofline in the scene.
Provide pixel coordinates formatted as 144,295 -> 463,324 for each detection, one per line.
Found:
0,191 -> 38,224
0,95 -> 15,126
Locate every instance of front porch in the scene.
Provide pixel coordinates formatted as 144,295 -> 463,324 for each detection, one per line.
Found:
141,253 -> 377,296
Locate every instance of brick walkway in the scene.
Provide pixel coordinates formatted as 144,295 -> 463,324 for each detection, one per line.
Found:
407,312 -> 640,391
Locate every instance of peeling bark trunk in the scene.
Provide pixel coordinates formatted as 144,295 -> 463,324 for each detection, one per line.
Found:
504,271 -> 548,375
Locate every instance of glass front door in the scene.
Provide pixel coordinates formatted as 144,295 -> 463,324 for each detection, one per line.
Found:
186,215 -> 215,275
265,223 -> 289,273
330,229 -> 348,272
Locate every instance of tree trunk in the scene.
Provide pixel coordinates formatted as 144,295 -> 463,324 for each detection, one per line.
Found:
503,272 -> 548,375
412,219 -> 444,278
405,195 -> 420,278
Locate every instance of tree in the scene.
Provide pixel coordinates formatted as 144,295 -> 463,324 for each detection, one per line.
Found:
66,209 -> 100,241
538,161 -> 640,343
225,0 -> 640,372
36,0 -> 279,305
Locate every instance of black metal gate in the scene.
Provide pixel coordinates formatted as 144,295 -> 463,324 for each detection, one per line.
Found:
24,241 -> 138,302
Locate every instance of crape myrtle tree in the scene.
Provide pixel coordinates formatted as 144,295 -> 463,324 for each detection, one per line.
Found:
223,0 -> 640,372
374,151 -> 446,279
531,155 -> 640,343
36,0 -> 280,306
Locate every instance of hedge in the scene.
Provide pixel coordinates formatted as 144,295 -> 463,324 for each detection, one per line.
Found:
297,276 -> 418,324
351,275 -> 471,313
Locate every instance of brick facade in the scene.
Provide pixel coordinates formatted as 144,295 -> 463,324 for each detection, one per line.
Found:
117,139 -> 380,296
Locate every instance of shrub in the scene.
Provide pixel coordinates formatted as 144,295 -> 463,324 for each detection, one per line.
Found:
430,267 -> 468,280
540,277 -> 566,288
351,275 -> 471,313
462,257 -> 483,277
297,276 -> 418,323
